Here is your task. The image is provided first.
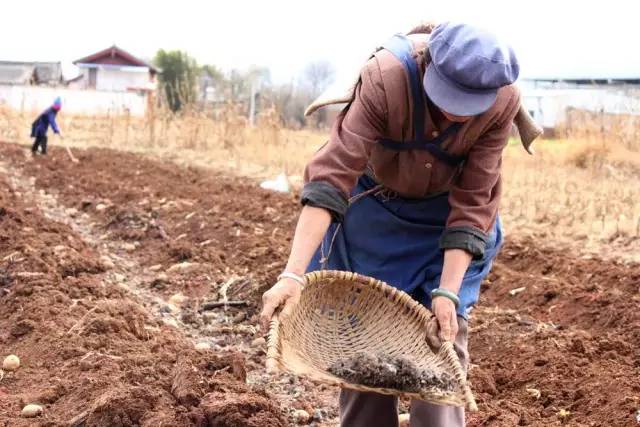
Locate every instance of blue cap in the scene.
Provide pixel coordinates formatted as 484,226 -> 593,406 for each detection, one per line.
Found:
424,22 -> 519,116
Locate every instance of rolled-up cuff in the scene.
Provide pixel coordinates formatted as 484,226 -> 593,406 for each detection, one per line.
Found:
440,226 -> 488,260
301,181 -> 348,222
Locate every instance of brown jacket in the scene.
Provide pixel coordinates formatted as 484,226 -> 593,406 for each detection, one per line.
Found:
301,35 -> 520,257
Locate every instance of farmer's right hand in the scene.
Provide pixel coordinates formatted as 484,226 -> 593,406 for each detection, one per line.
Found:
260,278 -> 303,331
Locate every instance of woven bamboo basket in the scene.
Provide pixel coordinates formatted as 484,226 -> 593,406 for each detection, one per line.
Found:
266,270 -> 477,411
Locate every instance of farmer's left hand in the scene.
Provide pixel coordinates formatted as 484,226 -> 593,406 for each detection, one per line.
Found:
426,296 -> 458,350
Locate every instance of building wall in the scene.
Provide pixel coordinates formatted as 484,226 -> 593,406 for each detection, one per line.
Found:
520,82 -> 640,130
0,84 -> 148,116
96,67 -> 150,91
72,65 -> 151,92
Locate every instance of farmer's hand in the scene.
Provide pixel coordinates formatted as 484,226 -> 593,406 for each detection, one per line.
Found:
260,278 -> 303,331
426,296 -> 458,351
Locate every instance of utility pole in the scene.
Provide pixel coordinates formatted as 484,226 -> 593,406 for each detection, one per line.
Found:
249,80 -> 256,127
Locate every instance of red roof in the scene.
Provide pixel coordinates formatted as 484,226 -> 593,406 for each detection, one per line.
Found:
74,45 -> 158,73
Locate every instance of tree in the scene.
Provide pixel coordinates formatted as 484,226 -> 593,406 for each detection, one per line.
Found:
154,50 -> 199,112
199,64 -> 225,105
301,60 -> 336,127
303,60 -> 335,97
201,64 -> 224,83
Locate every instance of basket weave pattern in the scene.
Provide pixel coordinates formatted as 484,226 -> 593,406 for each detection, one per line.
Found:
266,270 -> 477,411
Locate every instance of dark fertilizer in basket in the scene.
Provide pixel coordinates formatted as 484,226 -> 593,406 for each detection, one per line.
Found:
327,352 -> 457,393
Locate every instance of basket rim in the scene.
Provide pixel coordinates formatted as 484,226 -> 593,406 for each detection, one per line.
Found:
304,270 -> 434,328
266,270 -> 478,411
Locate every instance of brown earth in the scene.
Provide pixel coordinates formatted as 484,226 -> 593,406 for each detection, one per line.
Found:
467,238 -> 640,427
0,147 -> 287,426
1,143 -> 638,426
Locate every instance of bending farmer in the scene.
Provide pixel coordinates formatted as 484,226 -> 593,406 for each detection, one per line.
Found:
261,22 -> 520,427
31,97 -> 62,155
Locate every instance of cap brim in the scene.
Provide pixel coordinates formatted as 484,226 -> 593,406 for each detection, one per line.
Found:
424,64 -> 497,117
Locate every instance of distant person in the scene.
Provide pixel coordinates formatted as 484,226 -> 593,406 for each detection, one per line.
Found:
31,97 -> 62,155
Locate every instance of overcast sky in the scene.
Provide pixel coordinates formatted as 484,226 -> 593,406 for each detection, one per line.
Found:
1,0 -> 638,83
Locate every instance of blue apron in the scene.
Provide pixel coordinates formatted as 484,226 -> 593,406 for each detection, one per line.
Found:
306,34 -> 503,319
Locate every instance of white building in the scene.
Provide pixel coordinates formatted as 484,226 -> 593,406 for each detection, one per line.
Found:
520,75 -> 640,133
72,45 -> 157,93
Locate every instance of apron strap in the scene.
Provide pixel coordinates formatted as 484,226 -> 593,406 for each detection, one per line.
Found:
378,122 -> 465,167
382,34 -> 425,140
381,34 -> 466,168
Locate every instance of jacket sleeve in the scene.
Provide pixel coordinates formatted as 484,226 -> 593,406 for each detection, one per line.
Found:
440,87 -> 520,259
301,59 -> 387,221
47,110 -> 60,134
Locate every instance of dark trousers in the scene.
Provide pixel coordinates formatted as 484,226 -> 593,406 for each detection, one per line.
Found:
339,318 -> 469,427
31,135 -> 47,154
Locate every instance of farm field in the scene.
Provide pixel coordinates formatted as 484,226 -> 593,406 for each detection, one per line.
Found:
0,141 -> 638,426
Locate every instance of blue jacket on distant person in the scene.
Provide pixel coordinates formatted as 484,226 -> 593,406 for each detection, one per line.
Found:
31,98 -> 61,138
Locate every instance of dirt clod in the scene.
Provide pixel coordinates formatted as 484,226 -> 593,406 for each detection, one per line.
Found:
199,391 -> 287,427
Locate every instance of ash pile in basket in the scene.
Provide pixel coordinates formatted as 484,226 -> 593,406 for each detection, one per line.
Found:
261,21 -> 535,427
327,352 -> 457,393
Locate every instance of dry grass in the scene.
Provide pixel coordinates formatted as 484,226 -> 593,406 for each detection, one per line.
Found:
1,105 -> 638,260
0,104 -> 325,180
560,108 -> 640,152
501,139 -> 640,260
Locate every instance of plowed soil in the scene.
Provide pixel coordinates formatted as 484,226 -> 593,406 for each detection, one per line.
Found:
1,143 -> 638,427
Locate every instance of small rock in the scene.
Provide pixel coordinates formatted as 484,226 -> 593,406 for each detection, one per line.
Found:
21,404 -> 43,418
526,388 -> 541,399
399,413 -> 410,426
293,409 -> 310,424
2,355 -> 20,371
121,243 -> 136,252
95,203 -> 108,211
66,207 -> 78,217
195,342 -> 210,351
163,318 -> 179,328
112,273 -> 125,283
313,409 -> 325,422
100,256 -> 115,269
167,262 -> 200,273
159,304 -> 177,315
148,264 -> 163,272
251,337 -> 266,348
232,312 -> 247,323
293,386 -> 305,396
168,293 -> 187,307
53,245 -> 68,255
150,273 -> 169,290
